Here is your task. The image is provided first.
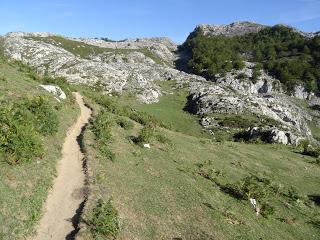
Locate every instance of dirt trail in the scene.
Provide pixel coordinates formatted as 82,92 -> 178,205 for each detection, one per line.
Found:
34,93 -> 91,240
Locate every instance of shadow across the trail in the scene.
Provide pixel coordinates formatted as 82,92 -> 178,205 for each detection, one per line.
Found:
66,118 -> 91,239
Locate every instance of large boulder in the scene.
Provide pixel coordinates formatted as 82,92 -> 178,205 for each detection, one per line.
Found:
242,127 -> 302,145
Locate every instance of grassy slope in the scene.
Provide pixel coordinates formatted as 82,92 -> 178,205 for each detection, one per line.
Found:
0,58 -> 79,239
134,91 -> 209,138
80,86 -> 320,240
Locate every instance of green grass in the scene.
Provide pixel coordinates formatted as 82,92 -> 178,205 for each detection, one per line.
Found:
0,59 -> 79,239
134,90 -> 209,138
82,117 -> 320,240
308,120 -> 320,141
79,86 -> 320,240
206,113 -> 280,129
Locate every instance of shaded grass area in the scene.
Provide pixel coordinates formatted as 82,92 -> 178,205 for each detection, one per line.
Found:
0,59 -> 79,239
79,87 -> 320,240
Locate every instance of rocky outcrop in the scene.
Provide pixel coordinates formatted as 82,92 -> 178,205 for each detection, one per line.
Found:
187,80 -> 312,138
2,32 -> 205,104
40,84 -> 66,100
196,22 -> 267,37
76,37 -> 177,64
242,127 -> 302,145
293,85 -> 314,100
214,62 -> 282,95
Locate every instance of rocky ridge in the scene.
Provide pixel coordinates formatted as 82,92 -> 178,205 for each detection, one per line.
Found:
2,32 -> 205,103
2,23 -> 320,144
196,22 -> 267,37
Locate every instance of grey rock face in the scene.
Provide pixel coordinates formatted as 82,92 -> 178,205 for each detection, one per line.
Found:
293,85 -> 314,100
2,32 -> 205,104
196,22 -> 267,37
244,127 -> 302,145
188,80 -> 312,138
214,62 -> 282,95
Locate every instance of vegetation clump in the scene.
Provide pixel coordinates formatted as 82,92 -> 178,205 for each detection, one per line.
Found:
116,117 -> 134,130
91,111 -> 116,161
300,139 -> 320,158
24,96 -> 59,135
215,175 -> 285,218
0,96 -> 59,164
84,199 -> 119,239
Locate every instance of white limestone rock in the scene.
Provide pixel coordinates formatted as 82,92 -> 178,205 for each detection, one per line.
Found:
40,84 -> 66,100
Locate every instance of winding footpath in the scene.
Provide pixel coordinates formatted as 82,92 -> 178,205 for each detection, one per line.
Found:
34,93 -> 92,240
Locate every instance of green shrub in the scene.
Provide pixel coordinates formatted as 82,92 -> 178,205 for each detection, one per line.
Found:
300,140 -> 320,158
92,111 -> 114,143
91,111 -> 116,160
218,175 -> 277,218
260,202 -> 275,218
0,75 -> 6,82
116,117 -> 134,130
136,126 -> 155,144
24,96 -> 59,135
84,199 -> 119,239
128,110 -> 160,127
0,104 -> 44,164
251,65 -> 262,83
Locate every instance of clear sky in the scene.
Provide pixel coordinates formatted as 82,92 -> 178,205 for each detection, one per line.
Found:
0,0 -> 319,43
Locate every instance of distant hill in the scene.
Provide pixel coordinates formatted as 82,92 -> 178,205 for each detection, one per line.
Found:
180,22 -> 320,93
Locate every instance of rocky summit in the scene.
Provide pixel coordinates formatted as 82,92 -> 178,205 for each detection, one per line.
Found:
1,22 -> 320,145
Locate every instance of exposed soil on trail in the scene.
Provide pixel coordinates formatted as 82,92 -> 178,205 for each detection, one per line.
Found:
34,93 -> 91,240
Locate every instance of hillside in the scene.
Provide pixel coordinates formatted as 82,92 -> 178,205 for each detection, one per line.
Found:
180,23 -> 320,93
0,22 -> 320,240
0,55 -> 79,238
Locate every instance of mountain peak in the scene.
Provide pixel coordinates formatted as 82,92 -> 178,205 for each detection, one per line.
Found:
196,21 -> 267,37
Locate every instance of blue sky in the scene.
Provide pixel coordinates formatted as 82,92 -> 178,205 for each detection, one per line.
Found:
0,0 -> 319,43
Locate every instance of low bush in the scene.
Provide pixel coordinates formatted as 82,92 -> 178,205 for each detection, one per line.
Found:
218,175 -> 278,218
24,96 -> 59,135
0,102 -> 44,164
237,73 -> 248,80
91,111 -> 116,160
92,111 -> 114,143
116,117 -> 134,130
136,126 -> 155,144
300,140 -> 320,158
99,145 -> 116,162
0,75 -> 6,82
84,199 -> 119,239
